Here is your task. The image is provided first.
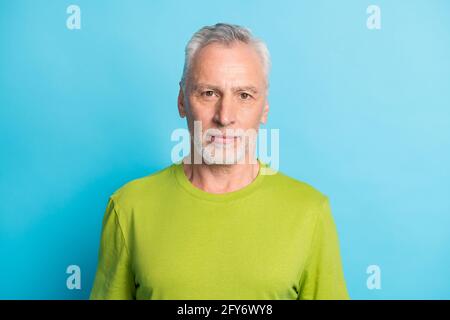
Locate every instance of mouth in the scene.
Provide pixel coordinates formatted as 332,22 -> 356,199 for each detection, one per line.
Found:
209,135 -> 240,145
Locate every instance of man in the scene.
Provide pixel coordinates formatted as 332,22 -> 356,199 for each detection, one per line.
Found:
90,23 -> 350,300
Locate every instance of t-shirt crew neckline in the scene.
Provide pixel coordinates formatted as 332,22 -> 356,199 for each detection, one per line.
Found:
172,158 -> 266,202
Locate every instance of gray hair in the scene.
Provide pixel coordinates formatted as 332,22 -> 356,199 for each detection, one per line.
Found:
180,23 -> 271,90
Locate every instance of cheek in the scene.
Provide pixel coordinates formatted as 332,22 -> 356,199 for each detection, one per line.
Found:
188,99 -> 216,121
190,109 -> 215,125
240,103 -> 265,126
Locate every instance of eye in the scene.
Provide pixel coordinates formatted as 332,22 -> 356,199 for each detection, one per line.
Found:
202,90 -> 216,97
239,92 -> 252,100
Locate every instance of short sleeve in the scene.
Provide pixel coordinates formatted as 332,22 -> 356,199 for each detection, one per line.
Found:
297,196 -> 350,300
89,197 -> 136,300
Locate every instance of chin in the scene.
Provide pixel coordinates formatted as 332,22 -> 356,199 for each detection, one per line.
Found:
202,144 -> 246,165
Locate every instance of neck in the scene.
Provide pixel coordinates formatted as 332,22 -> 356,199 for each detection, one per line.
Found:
182,156 -> 260,194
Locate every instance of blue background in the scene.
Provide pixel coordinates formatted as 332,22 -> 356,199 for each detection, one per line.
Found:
1,0 -> 449,299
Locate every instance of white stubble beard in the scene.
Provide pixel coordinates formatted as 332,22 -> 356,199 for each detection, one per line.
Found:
193,132 -> 247,165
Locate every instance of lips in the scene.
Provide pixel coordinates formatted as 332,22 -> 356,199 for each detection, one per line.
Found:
210,135 -> 240,144
210,135 -> 240,145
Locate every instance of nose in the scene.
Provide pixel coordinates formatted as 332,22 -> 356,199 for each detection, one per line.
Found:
213,93 -> 236,127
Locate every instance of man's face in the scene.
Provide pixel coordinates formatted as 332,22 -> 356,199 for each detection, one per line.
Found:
178,42 -> 269,165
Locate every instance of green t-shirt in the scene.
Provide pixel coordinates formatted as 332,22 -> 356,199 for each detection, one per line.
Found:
90,159 -> 350,300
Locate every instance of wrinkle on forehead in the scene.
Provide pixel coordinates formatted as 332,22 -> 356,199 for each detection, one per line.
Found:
187,42 -> 266,91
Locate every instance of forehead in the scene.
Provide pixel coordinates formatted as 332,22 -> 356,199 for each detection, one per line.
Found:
189,42 -> 265,87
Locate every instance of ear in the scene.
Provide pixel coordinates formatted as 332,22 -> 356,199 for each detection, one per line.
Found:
178,82 -> 186,118
260,100 -> 269,124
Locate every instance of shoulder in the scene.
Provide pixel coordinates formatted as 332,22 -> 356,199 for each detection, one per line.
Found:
265,169 -> 328,204
261,165 -> 328,225
109,163 -> 175,210
260,168 -> 335,233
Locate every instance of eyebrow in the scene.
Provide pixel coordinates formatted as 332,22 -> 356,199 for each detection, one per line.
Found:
193,83 -> 259,94
234,86 -> 259,94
